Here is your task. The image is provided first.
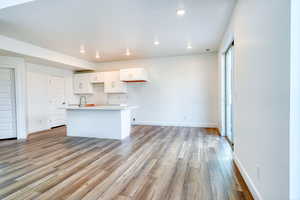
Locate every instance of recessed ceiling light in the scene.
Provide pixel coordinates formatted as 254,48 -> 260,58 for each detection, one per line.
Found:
154,40 -> 160,45
125,48 -> 131,56
80,45 -> 85,54
176,9 -> 186,16
96,51 -> 100,59
187,43 -> 192,49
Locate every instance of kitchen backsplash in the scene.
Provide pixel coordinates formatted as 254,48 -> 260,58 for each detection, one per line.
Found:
107,94 -> 129,105
76,85 -> 129,105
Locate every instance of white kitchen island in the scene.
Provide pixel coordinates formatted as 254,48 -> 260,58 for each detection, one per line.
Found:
65,105 -> 137,140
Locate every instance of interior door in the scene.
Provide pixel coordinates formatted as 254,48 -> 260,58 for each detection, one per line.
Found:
225,43 -> 234,145
48,76 -> 66,128
0,68 -> 17,139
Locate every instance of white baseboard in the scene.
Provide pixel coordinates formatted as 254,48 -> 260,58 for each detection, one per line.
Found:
234,154 -> 263,200
132,121 -> 217,128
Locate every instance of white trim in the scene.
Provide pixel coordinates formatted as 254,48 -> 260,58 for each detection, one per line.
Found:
132,121 -> 217,128
0,56 -> 27,139
0,35 -> 95,70
234,154 -> 263,200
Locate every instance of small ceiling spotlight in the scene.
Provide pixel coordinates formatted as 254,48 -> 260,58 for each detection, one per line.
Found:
187,43 -> 192,49
176,8 -> 186,16
96,51 -> 100,59
80,45 -> 85,54
125,48 -> 131,56
154,40 -> 160,46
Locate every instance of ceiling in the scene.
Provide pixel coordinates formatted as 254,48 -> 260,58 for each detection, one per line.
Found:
0,0 -> 236,63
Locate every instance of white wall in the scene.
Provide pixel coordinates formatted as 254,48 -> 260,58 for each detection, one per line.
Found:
95,54 -> 218,127
26,63 -> 77,133
290,0 -> 300,199
219,1 -> 291,199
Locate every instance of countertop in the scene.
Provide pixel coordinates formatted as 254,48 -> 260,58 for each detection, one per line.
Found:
64,105 -> 138,111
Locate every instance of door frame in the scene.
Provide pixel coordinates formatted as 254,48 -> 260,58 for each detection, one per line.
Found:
224,42 -> 235,146
0,56 -> 27,139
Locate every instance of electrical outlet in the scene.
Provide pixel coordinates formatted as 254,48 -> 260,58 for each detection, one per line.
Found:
183,116 -> 187,121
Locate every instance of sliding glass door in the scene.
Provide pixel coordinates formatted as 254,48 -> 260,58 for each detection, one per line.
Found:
225,43 -> 234,145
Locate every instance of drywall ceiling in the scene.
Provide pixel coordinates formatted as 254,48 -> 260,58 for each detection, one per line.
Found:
0,0 -> 236,62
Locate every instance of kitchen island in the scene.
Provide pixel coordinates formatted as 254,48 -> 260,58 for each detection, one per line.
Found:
65,105 -> 137,140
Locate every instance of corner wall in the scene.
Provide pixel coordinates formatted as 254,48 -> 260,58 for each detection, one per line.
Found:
26,63 -> 77,133
219,1 -> 291,199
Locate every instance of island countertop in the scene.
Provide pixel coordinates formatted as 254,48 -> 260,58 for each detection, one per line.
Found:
65,104 -> 136,140
64,105 -> 138,111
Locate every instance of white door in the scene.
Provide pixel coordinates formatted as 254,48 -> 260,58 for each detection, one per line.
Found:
225,43 -> 234,145
0,68 -> 17,139
48,76 -> 66,128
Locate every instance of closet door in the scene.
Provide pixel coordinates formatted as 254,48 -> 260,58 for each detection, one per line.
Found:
48,76 -> 66,128
0,68 -> 17,139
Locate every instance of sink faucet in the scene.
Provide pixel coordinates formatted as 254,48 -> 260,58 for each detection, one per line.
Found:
79,96 -> 87,107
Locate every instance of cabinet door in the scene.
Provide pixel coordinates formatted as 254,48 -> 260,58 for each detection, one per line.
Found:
104,71 -> 127,93
90,72 -> 104,83
73,74 -> 93,94
90,73 -> 98,83
120,68 -> 148,82
73,75 -> 83,94
120,69 -> 133,81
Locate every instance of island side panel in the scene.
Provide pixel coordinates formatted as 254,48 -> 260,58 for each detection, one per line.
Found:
66,109 -> 122,139
120,109 -> 131,139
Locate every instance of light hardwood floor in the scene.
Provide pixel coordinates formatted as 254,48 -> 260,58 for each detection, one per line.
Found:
0,126 -> 253,200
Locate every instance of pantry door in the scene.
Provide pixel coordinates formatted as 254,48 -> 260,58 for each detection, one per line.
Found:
48,76 -> 66,128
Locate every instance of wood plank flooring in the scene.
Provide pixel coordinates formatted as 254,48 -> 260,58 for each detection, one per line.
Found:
0,126 -> 253,200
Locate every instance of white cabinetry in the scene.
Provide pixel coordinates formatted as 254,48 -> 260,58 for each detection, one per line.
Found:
73,74 -> 94,94
120,68 -> 148,82
90,72 -> 105,83
104,71 -> 127,93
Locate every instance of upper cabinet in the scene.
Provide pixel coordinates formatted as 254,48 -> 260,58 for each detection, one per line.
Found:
104,71 -> 127,93
73,68 -> 147,94
120,68 -> 148,82
73,74 -> 94,94
90,72 -> 105,83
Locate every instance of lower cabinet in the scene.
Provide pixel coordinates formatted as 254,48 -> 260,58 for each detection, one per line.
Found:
104,71 -> 127,93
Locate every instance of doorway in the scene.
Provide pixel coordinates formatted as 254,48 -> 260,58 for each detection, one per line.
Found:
0,68 -> 17,139
225,42 -> 234,146
48,76 -> 66,128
